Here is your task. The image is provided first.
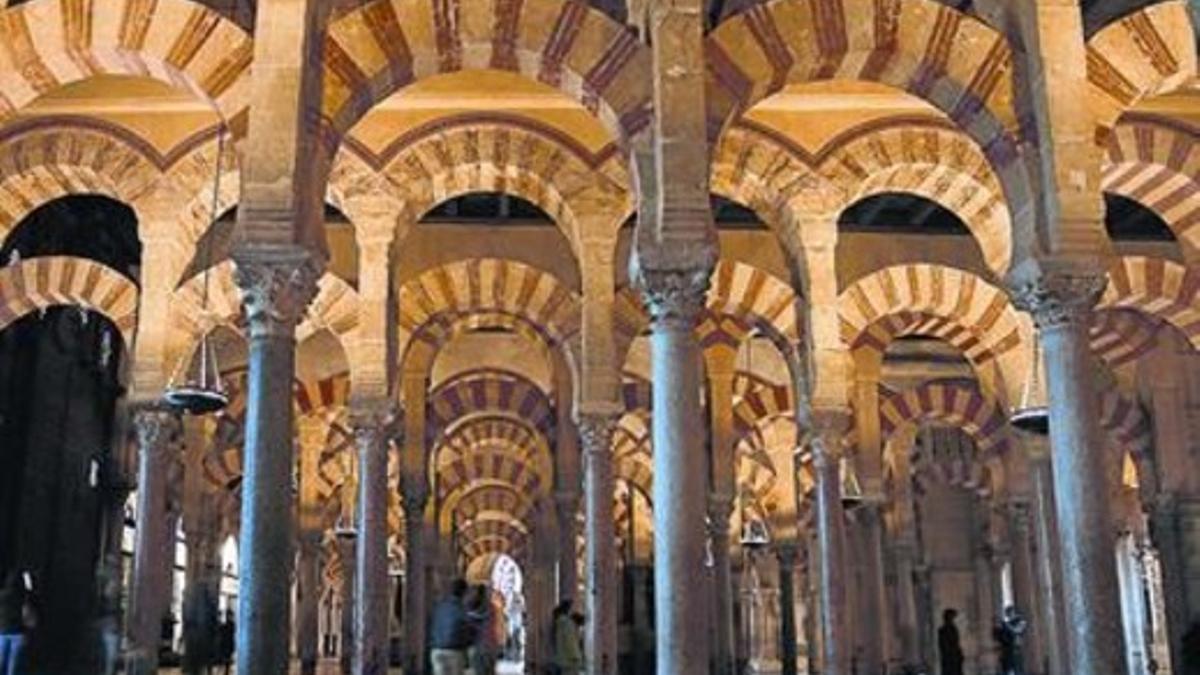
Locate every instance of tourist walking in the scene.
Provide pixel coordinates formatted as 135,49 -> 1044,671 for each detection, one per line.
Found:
938,608 -> 964,675
996,605 -> 1027,675
0,572 -> 33,675
551,600 -> 583,675
467,585 -> 504,675
216,609 -> 235,675
430,579 -> 473,675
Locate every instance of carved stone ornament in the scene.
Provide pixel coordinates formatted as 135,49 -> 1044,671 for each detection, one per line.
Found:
233,250 -> 322,339
350,403 -> 398,452
634,266 -> 711,330
132,405 -> 180,454
578,413 -> 618,457
1010,272 -> 1106,330
805,408 -> 851,463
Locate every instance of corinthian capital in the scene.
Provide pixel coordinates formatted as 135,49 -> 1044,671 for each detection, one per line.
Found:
634,266 -> 711,331
577,413 -> 618,457
232,248 -> 322,339
805,407 -> 851,463
1010,271 -> 1105,330
349,401 -> 398,446
131,405 -> 180,453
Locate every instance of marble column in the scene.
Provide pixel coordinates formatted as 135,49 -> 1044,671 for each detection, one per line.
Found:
777,544 -> 799,675
1025,451 -> 1065,675
891,540 -> 920,668
811,413 -> 851,675
402,482 -> 429,675
338,531 -> 358,675
709,495 -> 736,675
1147,492 -> 1189,672
352,407 -> 394,675
296,534 -> 322,675
639,267 -> 711,675
858,503 -> 889,674
1013,273 -> 1127,674
233,253 -> 320,674
1007,500 -> 1046,675
127,406 -> 180,675
556,491 -> 581,602
580,412 -> 619,675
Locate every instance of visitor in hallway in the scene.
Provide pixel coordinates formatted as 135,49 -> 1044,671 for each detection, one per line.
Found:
0,572 -> 31,675
996,605 -> 1027,675
937,608 -> 964,675
551,600 -> 583,675
216,609 -> 235,675
467,585 -> 504,675
430,579 -> 473,675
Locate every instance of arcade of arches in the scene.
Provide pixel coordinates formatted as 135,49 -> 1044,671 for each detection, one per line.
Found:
0,0 -> 1197,674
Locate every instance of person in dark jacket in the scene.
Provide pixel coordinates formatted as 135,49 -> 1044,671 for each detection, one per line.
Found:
0,572 -> 31,675
938,608 -> 965,675
429,579 -> 472,675
215,609 -> 235,675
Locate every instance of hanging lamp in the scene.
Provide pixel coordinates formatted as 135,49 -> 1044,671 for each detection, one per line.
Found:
164,126 -> 230,415
1010,332 -> 1049,435
840,455 -> 864,510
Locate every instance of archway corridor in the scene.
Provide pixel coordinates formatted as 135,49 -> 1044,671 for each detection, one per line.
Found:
0,1 -> 1196,675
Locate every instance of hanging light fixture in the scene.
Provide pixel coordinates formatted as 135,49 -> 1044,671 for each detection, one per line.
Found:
1010,332 -> 1049,435
164,125 -> 229,415
840,455 -> 864,510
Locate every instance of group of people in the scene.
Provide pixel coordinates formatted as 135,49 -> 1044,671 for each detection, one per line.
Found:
429,579 -> 585,675
430,579 -> 508,675
938,605 -> 1028,675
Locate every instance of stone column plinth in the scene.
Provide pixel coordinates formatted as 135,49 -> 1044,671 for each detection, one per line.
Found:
580,412 -> 619,675
127,407 -> 180,675
233,252 -> 320,675
638,267 -> 711,675
1013,272 -> 1127,675
811,413 -> 851,675
352,407 -> 394,675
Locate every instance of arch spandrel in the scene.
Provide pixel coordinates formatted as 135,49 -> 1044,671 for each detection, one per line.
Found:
321,0 -> 652,144
706,0 -> 1018,159
1087,0 -> 1198,132
0,0 -> 251,123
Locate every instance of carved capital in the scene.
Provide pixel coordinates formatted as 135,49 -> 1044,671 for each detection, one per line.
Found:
775,542 -> 799,568
1010,271 -> 1105,330
805,407 -> 851,462
131,405 -> 180,455
707,494 -> 735,534
634,266 -> 711,331
577,413 -> 618,457
349,402 -> 398,453
232,249 -> 322,339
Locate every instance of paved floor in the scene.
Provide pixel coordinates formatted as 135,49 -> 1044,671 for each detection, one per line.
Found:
163,660 -> 524,674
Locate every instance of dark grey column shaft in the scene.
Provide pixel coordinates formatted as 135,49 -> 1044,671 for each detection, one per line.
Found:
640,268 -> 710,675
128,408 -> 179,675
777,545 -> 799,675
709,497 -> 736,675
353,409 -> 393,675
580,413 -> 619,675
296,535 -> 322,675
233,253 -> 319,675
1030,452 -> 1066,675
812,416 -> 850,675
402,485 -> 428,675
338,532 -> 357,675
1015,273 -> 1127,675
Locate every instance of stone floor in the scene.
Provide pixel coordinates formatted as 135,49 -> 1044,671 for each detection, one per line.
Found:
162,660 -> 524,674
